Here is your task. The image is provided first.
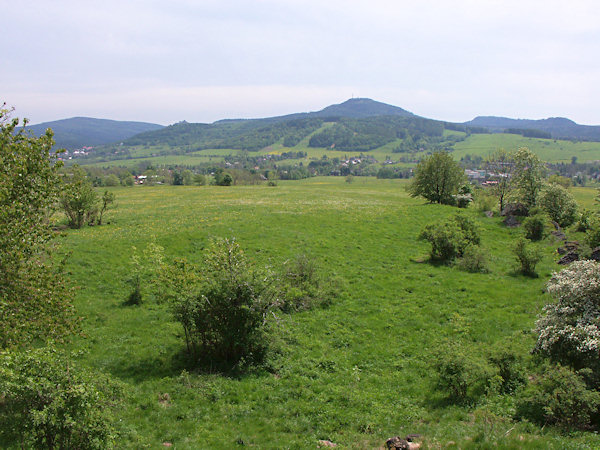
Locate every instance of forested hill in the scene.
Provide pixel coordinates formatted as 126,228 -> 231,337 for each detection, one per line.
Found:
309,97 -> 414,118
119,98 -> 435,152
28,117 -> 164,150
60,98 -> 600,161
464,116 -> 600,141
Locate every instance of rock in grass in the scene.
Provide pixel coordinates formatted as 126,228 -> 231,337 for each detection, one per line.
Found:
590,247 -> 600,261
503,215 -> 520,228
385,434 -> 422,449
501,203 -> 529,217
558,252 -> 579,265
385,436 -> 410,449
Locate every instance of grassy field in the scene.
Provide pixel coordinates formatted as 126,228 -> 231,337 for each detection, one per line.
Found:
56,178 -> 600,448
452,133 -> 600,163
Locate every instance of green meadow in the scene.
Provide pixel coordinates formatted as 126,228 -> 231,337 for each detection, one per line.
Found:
55,177 -> 600,448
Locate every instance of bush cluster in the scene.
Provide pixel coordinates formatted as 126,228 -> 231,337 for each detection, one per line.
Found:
0,347 -> 121,449
419,214 -> 481,263
539,183 -> 578,228
515,364 -> 600,429
513,238 -> 542,277
522,214 -> 547,241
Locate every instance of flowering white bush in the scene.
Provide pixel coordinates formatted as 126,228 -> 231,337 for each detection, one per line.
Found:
534,260 -> 600,368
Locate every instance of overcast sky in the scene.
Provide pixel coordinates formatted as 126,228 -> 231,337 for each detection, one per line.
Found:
3,0 -> 600,125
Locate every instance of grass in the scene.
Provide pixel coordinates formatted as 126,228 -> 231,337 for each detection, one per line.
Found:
52,177 -> 600,448
453,133 -> 600,163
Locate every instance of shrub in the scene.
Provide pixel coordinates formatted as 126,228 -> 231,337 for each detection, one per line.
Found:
194,173 -> 207,185
419,214 -> 481,262
103,174 -> 120,186
514,364 -> 600,429
457,245 -> 490,273
473,192 -> 496,213
434,344 -> 492,404
539,184 -> 578,228
0,346 -> 122,449
522,214 -> 547,241
453,214 -> 481,246
279,254 -> 338,312
126,242 -> 164,305
534,260 -> 600,373
513,238 -> 542,277
576,209 -> 596,232
586,222 -> 600,248
488,345 -> 526,394
168,238 -> 275,368
60,165 -> 99,228
419,222 -> 465,262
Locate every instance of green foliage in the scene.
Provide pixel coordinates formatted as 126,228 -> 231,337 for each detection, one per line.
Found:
419,214 -> 481,262
457,245 -> 490,273
513,238 -> 542,276
434,344 -> 492,404
515,364 -> 600,429
522,214 -> 547,241
0,108 -> 78,349
278,254 -> 338,312
126,242 -> 163,305
103,173 -> 120,186
485,149 -> 514,212
539,184 -> 577,227
586,220 -> 600,248
166,238 -> 275,367
0,346 -> 122,449
60,165 -> 99,228
487,343 -> 527,394
408,151 -> 466,205
193,173 -> 207,185
576,209 -> 595,232
472,190 -> 496,213
548,174 -> 572,189
512,147 -> 546,208
98,190 -> 116,225
213,169 -> 233,186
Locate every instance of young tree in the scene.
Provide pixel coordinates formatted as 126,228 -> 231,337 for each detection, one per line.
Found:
512,147 -> 546,208
539,184 -> 577,228
97,190 -> 116,225
407,151 -> 466,205
485,149 -> 514,212
60,165 -> 99,228
0,106 -> 78,349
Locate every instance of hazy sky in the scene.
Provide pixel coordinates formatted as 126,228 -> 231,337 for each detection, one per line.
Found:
4,0 -> 600,125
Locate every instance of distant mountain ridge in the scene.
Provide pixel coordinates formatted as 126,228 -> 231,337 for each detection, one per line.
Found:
119,99 -> 428,152
28,117 -> 163,150
464,116 -> 600,141
34,99 -> 600,158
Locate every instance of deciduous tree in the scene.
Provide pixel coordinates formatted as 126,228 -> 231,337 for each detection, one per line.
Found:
0,106 -> 78,349
407,151 -> 466,204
